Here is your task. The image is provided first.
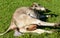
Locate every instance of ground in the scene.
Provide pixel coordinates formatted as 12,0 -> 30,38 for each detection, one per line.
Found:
0,0 -> 60,38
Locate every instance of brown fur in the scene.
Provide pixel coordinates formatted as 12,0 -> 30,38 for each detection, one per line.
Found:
26,24 -> 37,31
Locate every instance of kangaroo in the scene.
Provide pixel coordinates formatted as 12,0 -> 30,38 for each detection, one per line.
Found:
0,3 -> 60,36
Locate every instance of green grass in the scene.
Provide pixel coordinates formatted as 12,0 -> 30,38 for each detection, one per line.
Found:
0,0 -> 60,38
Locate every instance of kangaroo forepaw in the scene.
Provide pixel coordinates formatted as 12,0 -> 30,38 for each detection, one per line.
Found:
55,23 -> 60,27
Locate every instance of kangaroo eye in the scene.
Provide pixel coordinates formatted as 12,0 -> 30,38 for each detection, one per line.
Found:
35,5 -> 37,7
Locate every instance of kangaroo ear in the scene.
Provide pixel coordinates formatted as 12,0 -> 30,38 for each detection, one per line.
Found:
31,2 -> 39,7
30,3 -> 38,9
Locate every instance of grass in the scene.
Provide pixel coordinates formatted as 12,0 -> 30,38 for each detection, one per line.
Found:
0,0 -> 60,38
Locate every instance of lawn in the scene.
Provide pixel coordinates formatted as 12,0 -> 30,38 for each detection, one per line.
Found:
0,0 -> 60,38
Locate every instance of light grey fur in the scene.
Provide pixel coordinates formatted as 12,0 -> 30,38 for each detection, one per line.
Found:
0,3 -> 60,36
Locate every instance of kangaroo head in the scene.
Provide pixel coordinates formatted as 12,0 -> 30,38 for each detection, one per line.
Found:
30,3 -> 46,11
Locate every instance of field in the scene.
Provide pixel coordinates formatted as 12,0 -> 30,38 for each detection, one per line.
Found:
0,0 -> 60,38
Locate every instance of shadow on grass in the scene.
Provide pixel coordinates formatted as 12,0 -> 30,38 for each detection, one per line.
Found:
38,9 -> 58,22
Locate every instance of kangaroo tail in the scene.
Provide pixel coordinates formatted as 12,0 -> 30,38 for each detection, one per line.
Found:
0,27 -> 11,36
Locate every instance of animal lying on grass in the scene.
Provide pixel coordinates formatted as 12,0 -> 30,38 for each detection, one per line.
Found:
0,3 -> 60,36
